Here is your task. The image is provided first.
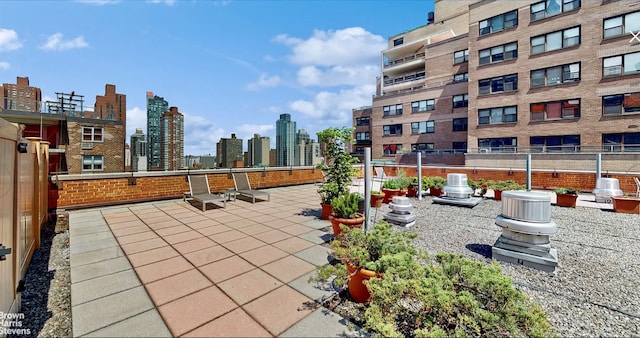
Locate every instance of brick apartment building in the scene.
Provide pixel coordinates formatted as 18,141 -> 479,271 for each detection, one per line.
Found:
359,0 -> 640,163
160,106 -> 184,170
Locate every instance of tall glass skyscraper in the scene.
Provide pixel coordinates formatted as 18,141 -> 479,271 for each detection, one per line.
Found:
276,113 -> 296,167
146,91 -> 168,170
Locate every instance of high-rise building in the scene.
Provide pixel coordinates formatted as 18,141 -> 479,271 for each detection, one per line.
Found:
276,113 -> 296,166
130,128 -> 147,171
364,0 -> 640,165
0,76 -> 42,112
160,107 -> 184,170
146,92 -> 169,170
247,133 -> 270,167
351,106 -> 372,162
216,133 -> 243,168
294,129 -> 310,166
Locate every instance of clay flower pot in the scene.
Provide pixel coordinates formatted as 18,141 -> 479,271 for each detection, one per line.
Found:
330,213 -> 365,237
321,203 -> 333,220
612,196 -> 640,214
370,194 -> 384,208
345,260 -> 379,303
556,193 -> 578,208
381,188 -> 406,203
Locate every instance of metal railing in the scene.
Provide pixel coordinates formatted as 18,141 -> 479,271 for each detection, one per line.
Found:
384,52 -> 426,69
468,144 -> 640,154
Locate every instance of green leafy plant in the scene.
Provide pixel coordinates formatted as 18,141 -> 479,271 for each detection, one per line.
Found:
488,179 -> 525,191
363,253 -> 556,337
331,191 -> 362,219
395,168 -> 413,190
382,179 -> 401,190
370,190 -> 383,195
425,176 -> 447,189
317,127 -> 358,204
554,187 -> 577,195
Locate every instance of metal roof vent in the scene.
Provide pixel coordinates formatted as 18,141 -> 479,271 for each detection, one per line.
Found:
492,191 -> 559,272
593,178 -> 623,203
384,196 -> 416,227
433,173 -> 481,207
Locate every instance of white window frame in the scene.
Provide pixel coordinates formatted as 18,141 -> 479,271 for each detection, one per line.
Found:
82,155 -> 104,171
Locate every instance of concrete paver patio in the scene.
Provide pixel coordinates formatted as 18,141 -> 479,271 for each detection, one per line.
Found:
69,184 -> 349,337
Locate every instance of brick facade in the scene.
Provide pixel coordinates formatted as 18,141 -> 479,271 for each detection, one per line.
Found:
65,119 -> 125,174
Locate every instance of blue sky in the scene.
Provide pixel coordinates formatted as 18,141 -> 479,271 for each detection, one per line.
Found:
0,0 -> 434,156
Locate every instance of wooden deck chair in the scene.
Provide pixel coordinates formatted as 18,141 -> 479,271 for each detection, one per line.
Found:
188,175 -> 226,211
232,172 -> 270,203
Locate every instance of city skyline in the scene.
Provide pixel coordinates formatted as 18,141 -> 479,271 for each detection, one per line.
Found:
0,0 -> 434,156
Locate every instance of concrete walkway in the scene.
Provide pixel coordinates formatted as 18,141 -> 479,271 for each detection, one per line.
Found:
69,184 -> 363,337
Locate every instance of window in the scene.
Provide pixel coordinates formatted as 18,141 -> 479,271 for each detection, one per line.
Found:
530,135 -> 580,152
411,121 -> 435,134
452,142 -> 467,152
454,49 -> 469,64
478,106 -> 517,125
603,52 -> 640,77
603,92 -> 640,115
602,133 -> 640,152
530,99 -> 580,121
531,26 -> 580,54
383,104 -> 403,116
393,37 -> 404,46
356,117 -> 370,126
411,143 -> 434,153
82,127 -> 103,142
531,0 -> 581,22
82,155 -> 104,171
479,42 -> 518,65
453,73 -> 468,83
603,11 -> 640,39
530,63 -> 580,87
453,118 -> 468,131
478,137 -> 517,153
479,10 -> 518,36
478,74 -> 518,94
383,144 -> 403,155
355,132 -> 370,141
453,94 -> 469,108
411,99 -> 435,112
383,124 -> 403,136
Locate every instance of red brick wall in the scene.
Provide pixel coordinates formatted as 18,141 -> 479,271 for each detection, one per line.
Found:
51,168 -> 324,209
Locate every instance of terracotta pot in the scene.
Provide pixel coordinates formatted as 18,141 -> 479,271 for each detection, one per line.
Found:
494,190 -> 503,201
429,187 -> 443,197
612,197 -> 640,214
345,261 -> 379,303
381,188 -> 406,203
407,186 -> 418,197
330,213 -> 365,237
370,194 -> 383,208
556,193 -> 578,208
321,203 -> 333,220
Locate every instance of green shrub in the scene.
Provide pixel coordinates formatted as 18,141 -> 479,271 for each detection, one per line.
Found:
364,253 -> 556,337
331,191 -> 361,219
317,127 -> 358,204
488,179 -> 525,191
426,176 -> 447,189
554,187 -> 577,195
382,179 -> 401,190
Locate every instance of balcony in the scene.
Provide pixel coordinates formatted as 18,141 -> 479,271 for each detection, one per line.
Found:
383,51 -> 426,73
382,71 -> 426,92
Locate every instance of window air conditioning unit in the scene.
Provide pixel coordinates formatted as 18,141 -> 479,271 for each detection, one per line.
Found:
479,148 -> 490,153
81,142 -> 93,150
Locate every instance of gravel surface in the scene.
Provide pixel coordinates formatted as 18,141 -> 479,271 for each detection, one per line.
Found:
369,195 -> 640,337
13,214 -> 71,338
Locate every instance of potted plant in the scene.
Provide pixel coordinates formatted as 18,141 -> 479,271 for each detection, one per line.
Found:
406,177 -> 419,197
554,187 -> 578,208
381,179 -> 403,203
314,221 -> 418,303
612,195 -> 640,214
426,176 -> 447,197
370,190 -> 384,208
317,127 -> 358,220
330,191 -> 366,237
488,179 -> 525,201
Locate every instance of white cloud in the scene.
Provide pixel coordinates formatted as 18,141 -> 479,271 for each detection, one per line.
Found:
126,107 -> 147,140
235,124 -> 274,142
146,0 -> 176,5
40,33 -> 89,51
275,27 -> 385,67
297,64 -> 379,87
0,62 -> 9,70
289,84 -> 375,125
183,114 -> 226,156
246,73 -> 281,90
0,29 -> 22,52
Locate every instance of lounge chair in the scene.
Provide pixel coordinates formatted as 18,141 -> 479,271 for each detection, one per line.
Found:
187,175 -> 226,211
373,166 -> 393,182
232,172 -> 270,203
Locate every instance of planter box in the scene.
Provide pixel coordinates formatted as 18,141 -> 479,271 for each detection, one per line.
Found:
556,193 -> 578,208
612,197 -> 640,214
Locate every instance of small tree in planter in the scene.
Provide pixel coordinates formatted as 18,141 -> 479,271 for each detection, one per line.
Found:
370,190 -> 384,208
381,179 -> 403,203
426,176 -> 447,196
317,127 -> 358,219
554,187 -> 578,208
